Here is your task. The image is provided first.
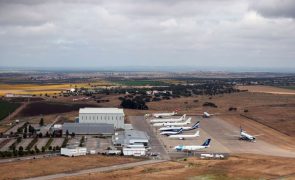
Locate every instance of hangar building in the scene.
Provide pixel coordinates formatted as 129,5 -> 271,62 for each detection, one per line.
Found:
79,108 -> 125,129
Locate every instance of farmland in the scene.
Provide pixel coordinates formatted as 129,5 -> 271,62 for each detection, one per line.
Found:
18,102 -> 99,117
112,80 -> 169,86
0,100 -> 21,120
0,82 -> 113,96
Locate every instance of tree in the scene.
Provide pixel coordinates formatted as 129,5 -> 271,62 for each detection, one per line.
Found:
38,132 -> 43,138
41,146 -> 45,153
39,118 -> 44,126
19,146 -> 24,151
71,132 -> 75,138
66,130 -> 69,137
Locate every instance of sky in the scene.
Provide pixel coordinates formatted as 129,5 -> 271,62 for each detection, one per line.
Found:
0,0 -> 295,71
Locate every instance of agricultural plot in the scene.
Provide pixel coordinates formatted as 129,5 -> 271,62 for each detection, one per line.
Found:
0,101 -> 21,120
19,102 -> 98,117
113,80 -> 169,86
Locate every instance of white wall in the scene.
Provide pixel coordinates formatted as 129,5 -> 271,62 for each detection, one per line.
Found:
79,113 -> 124,129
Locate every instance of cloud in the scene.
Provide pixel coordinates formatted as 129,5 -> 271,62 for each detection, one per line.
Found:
0,0 -> 294,69
250,0 -> 295,19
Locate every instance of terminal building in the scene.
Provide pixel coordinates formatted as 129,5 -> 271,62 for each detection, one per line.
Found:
79,108 -> 125,129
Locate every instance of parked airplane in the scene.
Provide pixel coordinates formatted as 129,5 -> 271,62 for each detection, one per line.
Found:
203,112 -> 215,118
174,139 -> 211,151
239,127 -> 262,142
159,121 -> 200,132
169,130 -> 199,139
150,114 -> 186,123
152,111 -> 177,118
160,128 -> 183,136
153,118 -> 191,127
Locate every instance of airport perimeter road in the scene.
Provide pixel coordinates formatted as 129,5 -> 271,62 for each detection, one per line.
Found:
24,159 -> 166,180
129,116 -> 170,160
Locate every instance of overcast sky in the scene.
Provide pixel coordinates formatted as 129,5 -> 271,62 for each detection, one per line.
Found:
0,0 -> 295,71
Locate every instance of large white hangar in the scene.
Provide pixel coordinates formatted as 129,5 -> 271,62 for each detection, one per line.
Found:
79,108 -> 125,129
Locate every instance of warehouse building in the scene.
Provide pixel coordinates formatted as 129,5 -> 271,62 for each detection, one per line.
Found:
113,130 -> 150,147
62,123 -> 114,136
79,108 -> 125,129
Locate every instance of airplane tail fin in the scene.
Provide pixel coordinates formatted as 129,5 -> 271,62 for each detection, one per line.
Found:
192,121 -> 200,129
195,130 -> 200,136
202,139 -> 211,146
178,128 -> 183,134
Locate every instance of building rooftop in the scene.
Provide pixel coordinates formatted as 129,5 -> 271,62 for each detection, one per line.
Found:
113,130 -> 149,146
63,123 -> 114,135
79,108 -> 124,114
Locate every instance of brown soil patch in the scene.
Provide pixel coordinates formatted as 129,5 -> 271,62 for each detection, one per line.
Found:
0,155 -> 139,180
238,85 -> 295,95
61,154 -> 295,180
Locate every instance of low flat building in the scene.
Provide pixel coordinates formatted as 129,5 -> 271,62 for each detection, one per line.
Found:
61,146 -> 87,157
123,147 -> 146,156
62,123 -> 114,136
113,130 -> 150,147
79,108 -> 125,129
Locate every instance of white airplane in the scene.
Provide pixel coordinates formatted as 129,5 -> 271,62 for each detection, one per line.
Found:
169,130 -> 199,139
239,127 -> 262,142
174,139 -> 211,151
150,114 -> 186,123
160,128 -> 183,136
153,118 -> 191,127
152,111 -> 177,118
159,121 -> 200,132
203,112 -> 217,118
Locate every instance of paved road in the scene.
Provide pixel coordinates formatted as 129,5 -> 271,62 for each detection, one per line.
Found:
129,116 -> 170,160
24,159 -> 166,180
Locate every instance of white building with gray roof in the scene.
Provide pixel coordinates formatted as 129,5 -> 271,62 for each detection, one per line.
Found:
79,108 -> 125,129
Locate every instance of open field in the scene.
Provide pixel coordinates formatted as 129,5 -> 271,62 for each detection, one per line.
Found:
0,155 -> 140,180
61,154 -> 295,180
238,85 -> 295,95
112,80 -> 169,86
0,100 -> 21,120
241,104 -> 295,136
18,102 -> 98,117
0,82 -> 113,96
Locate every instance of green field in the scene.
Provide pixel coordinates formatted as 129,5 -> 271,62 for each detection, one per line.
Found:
0,101 -> 21,120
113,80 -> 169,86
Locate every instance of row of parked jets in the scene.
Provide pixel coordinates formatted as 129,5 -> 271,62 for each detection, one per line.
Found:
149,111 -> 260,153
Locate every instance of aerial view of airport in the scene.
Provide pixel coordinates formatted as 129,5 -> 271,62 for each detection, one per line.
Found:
0,0 -> 295,180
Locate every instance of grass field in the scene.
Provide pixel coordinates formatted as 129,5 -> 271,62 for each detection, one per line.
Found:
0,100 -> 21,120
113,80 -> 169,86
